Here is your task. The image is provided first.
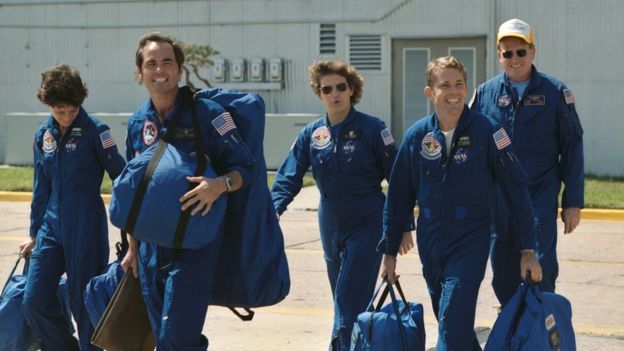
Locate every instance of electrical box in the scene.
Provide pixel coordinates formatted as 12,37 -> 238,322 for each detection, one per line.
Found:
230,58 -> 246,82
249,58 -> 265,82
212,58 -> 226,82
269,58 -> 283,82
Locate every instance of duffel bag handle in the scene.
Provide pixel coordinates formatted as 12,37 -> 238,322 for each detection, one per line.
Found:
227,307 -> 255,321
366,277 -> 390,312
365,278 -> 410,351
387,280 -> 410,351
2,256 -> 28,295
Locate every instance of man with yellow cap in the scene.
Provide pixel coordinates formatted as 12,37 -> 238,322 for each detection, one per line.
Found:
471,18 -> 584,306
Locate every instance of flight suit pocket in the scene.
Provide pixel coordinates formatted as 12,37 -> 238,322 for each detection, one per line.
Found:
310,145 -> 333,172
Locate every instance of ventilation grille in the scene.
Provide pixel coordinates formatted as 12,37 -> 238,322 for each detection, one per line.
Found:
349,35 -> 382,70
320,23 -> 336,55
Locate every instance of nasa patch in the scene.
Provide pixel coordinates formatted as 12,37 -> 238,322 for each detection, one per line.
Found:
64,138 -> 78,152
311,126 -> 331,150
142,120 -> 159,146
497,95 -> 512,107
342,140 -> 356,154
42,129 -> 57,153
453,148 -> 468,164
420,132 -> 442,160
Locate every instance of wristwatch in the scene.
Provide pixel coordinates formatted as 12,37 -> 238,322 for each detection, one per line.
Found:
223,175 -> 233,193
521,249 -> 537,256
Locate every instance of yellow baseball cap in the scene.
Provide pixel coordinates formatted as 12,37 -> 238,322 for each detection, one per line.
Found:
497,18 -> 534,45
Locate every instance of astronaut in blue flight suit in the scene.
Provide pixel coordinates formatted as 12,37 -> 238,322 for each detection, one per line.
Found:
19,64 -> 126,351
381,57 -> 542,351
470,19 -> 584,306
121,33 -> 254,351
271,60 -> 414,351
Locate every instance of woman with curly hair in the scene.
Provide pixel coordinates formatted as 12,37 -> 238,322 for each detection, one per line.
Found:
271,60 -> 413,350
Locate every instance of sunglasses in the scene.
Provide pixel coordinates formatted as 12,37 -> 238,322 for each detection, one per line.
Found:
501,49 -> 528,59
320,82 -> 348,95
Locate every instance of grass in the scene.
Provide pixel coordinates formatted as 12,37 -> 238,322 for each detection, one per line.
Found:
0,166 -> 316,195
1,166 -> 622,209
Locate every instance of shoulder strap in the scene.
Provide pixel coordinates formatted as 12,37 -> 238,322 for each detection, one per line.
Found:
171,87 -> 207,249
124,139 -> 168,236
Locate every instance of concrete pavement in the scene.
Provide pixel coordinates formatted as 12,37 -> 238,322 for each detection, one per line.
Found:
1,189 -> 623,350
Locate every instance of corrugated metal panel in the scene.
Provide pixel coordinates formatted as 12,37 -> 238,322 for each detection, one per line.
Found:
320,23 -> 336,55
0,0 -> 622,175
349,35 -> 382,71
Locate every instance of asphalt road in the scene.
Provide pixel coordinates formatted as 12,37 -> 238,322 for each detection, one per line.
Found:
1,202 -> 623,350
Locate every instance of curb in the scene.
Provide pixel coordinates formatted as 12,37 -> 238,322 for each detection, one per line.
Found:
0,191 -> 111,204
2,191 -> 624,221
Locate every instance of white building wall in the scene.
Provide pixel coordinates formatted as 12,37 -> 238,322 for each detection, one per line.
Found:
0,0 -> 621,175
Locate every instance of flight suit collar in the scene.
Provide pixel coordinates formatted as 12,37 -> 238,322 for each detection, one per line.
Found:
139,88 -> 183,125
323,106 -> 357,128
429,105 -> 473,135
45,106 -> 90,132
501,65 -> 542,95
501,65 -> 545,123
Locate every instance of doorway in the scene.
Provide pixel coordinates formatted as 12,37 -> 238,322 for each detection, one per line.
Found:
391,37 -> 486,142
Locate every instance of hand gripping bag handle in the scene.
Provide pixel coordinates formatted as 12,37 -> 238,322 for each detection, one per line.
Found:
366,278 -> 410,351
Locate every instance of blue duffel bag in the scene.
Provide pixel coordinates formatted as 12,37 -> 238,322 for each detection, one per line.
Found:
0,257 -> 74,351
485,280 -> 576,351
83,234 -> 127,328
197,88 -> 290,319
109,88 -> 227,250
351,278 -> 425,351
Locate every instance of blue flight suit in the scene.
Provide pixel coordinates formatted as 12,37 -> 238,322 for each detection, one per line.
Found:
380,106 -> 537,351
126,87 -> 254,351
471,66 -> 584,305
271,107 -> 411,351
24,108 -> 126,351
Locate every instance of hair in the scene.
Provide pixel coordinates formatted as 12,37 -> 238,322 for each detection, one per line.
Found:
425,56 -> 467,87
308,60 -> 364,105
135,32 -> 185,69
36,64 -> 88,107
496,37 -> 535,50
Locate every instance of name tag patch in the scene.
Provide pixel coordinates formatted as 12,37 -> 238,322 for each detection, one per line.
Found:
524,95 -> 546,106
456,135 -> 473,148
342,129 -> 361,140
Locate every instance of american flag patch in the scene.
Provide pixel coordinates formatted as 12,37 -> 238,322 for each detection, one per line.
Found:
493,128 -> 511,150
211,112 -> 236,136
380,128 -> 394,146
563,89 -> 575,104
99,129 -> 116,149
